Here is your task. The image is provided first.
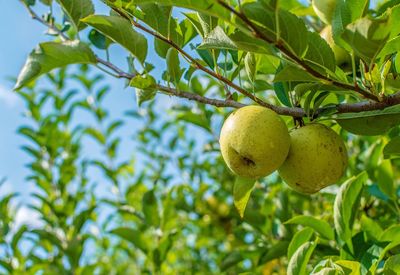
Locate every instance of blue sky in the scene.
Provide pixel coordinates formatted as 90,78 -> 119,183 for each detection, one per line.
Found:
0,1 -> 143,202
0,1 -> 48,196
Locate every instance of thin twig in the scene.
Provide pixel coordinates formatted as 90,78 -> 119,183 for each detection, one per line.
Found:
22,1 -> 69,41
157,85 -> 246,108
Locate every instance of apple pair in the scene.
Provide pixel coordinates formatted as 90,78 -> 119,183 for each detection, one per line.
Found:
219,106 -> 348,194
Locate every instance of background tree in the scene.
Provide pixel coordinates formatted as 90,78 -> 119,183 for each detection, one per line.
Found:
1,0 -> 400,274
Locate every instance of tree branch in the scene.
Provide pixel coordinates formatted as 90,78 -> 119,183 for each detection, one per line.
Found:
21,1 -> 400,118
336,92 -> 400,113
112,8 -> 281,110
216,0 -> 380,102
157,85 -> 246,108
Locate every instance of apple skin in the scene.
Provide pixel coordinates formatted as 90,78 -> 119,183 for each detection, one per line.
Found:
312,0 -> 336,24
219,106 -> 290,179
320,26 -> 351,66
278,124 -> 348,194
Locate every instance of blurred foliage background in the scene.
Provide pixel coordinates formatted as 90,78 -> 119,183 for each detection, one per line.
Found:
1,0 -> 400,274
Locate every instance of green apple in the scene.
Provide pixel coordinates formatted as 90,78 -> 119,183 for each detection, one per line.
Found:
219,106 -> 290,179
278,124 -> 348,194
320,25 -> 351,66
205,196 -> 230,217
312,0 -> 336,24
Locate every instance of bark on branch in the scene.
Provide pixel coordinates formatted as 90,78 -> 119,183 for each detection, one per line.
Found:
21,2 -> 400,118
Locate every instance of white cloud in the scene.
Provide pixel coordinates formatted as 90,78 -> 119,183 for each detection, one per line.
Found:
0,84 -> 21,108
0,179 -> 13,194
15,205 -> 42,229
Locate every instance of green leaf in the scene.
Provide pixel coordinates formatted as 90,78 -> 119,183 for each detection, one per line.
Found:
347,0 -> 369,22
176,112 -> 211,132
342,17 -> 391,63
242,3 -> 308,57
273,63 -> 293,107
166,48 -> 182,83
233,177 -> 256,218
194,47 -> 215,69
81,15 -> 147,63
303,32 -> 336,74
395,54 -> 400,73
377,36 -> 400,58
258,241 -> 290,265
40,0 -> 53,5
184,12 -> 206,38
180,18 -> 197,46
336,105 -> 400,119
198,26 -> 237,50
334,172 -> 367,251
274,66 -> 318,82
220,252 -> 244,271
360,215 -> 383,242
15,41 -> 96,90
110,227 -> 150,253
32,229 -> 63,249
331,0 -> 352,51
361,244 -> 383,273
0,259 -> 12,273
157,231 -> 176,264
244,52 -> 257,82
138,4 -> 186,47
85,128 -> 106,144
130,74 -> 156,89
155,39 -> 171,59
287,241 -> 317,275
136,4 -> 171,37
142,190 -> 160,227
258,55 -> 281,74
383,254 -> 400,274
129,0 -> 231,21
287,227 -> 314,260
383,136 -> 400,159
273,82 -> 292,107
11,225 -> 28,252
335,260 -> 361,274
57,0 -> 94,30
380,224 -> 400,242
197,12 -> 218,38
376,159 -> 395,199
335,105 -> 400,136
285,215 -> 334,240
229,30 -> 274,54
136,88 -> 156,107
88,29 -> 112,50
371,226 -> 400,273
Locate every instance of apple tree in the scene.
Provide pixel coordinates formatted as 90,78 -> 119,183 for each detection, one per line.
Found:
2,0 -> 400,273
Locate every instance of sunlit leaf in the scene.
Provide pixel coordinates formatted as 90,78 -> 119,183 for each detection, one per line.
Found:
82,15 -> 148,63
233,177 -> 256,218
15,41 -> 96,90
334,172 -> 367,251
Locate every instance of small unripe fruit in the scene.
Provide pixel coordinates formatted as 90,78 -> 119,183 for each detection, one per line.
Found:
219,106 -> 290,179
278,124 -> 348,194
312,0 -> 336,24
320,26 -> 351,66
